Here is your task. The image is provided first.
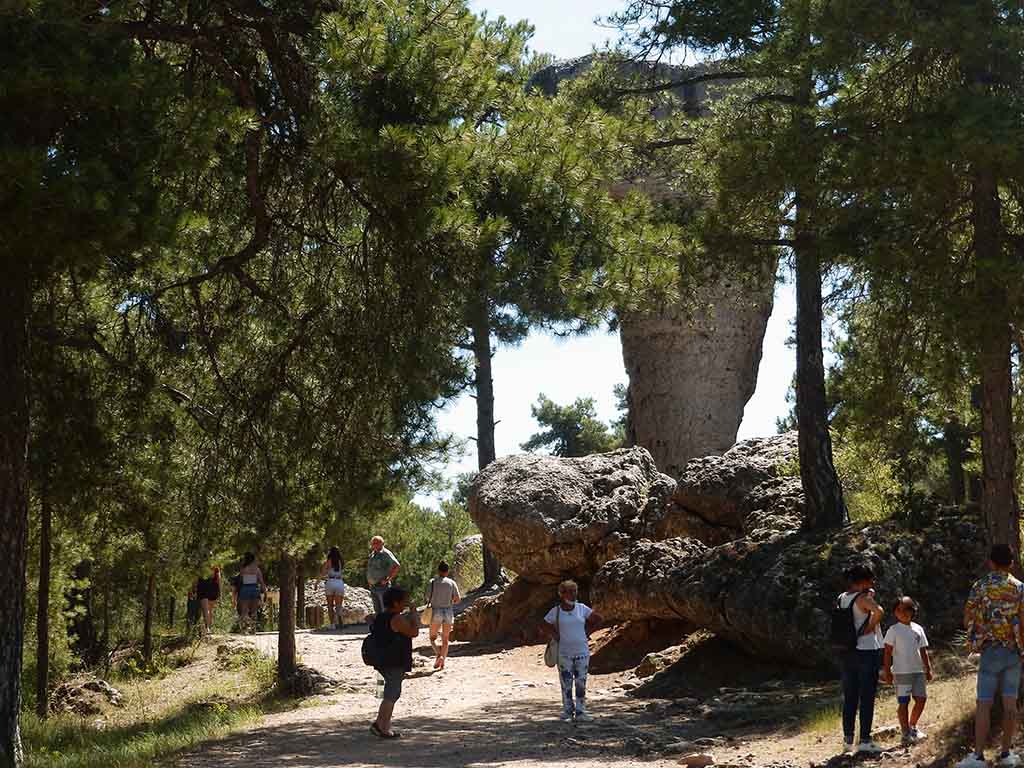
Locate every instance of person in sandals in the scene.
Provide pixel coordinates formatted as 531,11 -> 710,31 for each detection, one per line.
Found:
426,561 -> 461,669
370,586 -> 419,739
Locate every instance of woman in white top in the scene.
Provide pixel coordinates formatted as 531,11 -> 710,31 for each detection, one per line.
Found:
320,547 -> 346,629
541,580 -> 602,723
237,553 -> 267,634
838,564 -> 885,755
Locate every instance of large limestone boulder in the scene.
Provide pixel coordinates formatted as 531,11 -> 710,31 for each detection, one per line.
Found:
592,515 -> 986,667
339,586 -> 374,625
452,577 -> 557,644
468,447 -> 678,583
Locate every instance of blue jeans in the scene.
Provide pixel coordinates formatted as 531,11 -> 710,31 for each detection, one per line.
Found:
558,654 -> 589,716
977,645 -> 1022,702
841,649 -> 882,744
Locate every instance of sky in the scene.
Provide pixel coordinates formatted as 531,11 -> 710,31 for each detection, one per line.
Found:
414,0 -> 799,508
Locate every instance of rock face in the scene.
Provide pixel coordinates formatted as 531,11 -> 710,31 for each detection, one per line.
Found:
468,447 -> 677,583
450,534 -> 484,594
463,431 -> 989,666
532,54 -> 776,477
338,586 -> 374,625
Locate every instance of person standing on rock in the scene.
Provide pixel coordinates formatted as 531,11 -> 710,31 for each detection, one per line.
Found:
957,545 -> 1024,768
837,564 -> 885,755
367,536 -> 400,616
426,561 -> 461,669
542,580 -> 602,723
370,586 -> 419,739
320,546 -> 346,629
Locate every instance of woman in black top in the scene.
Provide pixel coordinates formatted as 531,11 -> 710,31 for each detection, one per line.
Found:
195,566 -> 221,634
370,586 -> 419,739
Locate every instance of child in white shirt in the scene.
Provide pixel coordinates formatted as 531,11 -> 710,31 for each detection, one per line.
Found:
882,596 -> 933,744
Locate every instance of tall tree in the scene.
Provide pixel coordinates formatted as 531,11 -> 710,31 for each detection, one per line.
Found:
823,0 -> 1024,555
521,394 -> 621,457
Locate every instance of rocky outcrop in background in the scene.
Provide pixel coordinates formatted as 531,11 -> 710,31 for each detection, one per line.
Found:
460,432 -> 987,666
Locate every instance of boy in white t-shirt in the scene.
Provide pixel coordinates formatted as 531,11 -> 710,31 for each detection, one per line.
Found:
882,596 -> 933,745
542,580 -> 602,723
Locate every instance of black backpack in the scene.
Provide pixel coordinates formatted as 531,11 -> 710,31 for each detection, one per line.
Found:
361,633 -> 381,668
830,591 -> 870,652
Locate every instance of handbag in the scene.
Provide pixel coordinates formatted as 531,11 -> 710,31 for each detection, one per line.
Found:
544,604 -> 560,668
420,580 -> 436,627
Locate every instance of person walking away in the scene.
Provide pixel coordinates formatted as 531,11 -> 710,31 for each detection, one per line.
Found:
366,536 -> 400,616
957,545 -> 1024,768
542,580 -> 602,723
838,564 -> 885,755
882,596 -> 932,745
196,566 -> 221,635
370,586 -> 419,738
320,546 -> 346,629
426,561 -> 461,669
237,553 -> 267,634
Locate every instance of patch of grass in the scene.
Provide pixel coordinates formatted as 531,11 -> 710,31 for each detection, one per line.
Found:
24,640 -> 279,768
22,701 -> 260,768
801,702 -> 843,734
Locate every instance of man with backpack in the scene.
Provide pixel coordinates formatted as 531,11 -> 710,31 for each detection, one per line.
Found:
958,545 -> 1024,768
834,564 -> 885,755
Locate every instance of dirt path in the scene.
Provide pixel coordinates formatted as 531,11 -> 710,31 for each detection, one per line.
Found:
175,628 -> 721,768
176,629 -> 975,768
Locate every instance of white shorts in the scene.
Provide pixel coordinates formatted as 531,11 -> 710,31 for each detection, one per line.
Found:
325,579 -> 346,597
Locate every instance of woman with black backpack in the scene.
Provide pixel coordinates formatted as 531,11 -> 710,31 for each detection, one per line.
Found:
837,564 -> 885,755
368,586 -> 419,738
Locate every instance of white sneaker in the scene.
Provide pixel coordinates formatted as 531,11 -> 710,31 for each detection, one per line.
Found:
998,752 -> 1021,768
856,742 -> 884,755
843,743 -> 856,755
957,753 -> 988,768
910,727 -> 927,741
559,711 -> 574,722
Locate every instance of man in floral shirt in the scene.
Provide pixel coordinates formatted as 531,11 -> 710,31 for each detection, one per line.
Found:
959,545 -> 1024,768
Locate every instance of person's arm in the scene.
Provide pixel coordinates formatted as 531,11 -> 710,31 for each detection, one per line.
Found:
386,561 -> 400,584
585,611 -> 602,637
856,591 -> 884,632
319,560 -> 329,579
882,643 -> 894,683
453,581 -> 462,605
257,568 -> 268,590
540,609 -> 557,640
921,647 -> 932,681
390,611 -> 420,638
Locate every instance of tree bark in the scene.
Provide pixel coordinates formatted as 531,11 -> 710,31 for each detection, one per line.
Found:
0,263 -> 30,768
167,596 -> 175,629
972,164 -> 1020,559
296,573 -> 305,629
470,306 -> 503,588
944,418 -> 968,506
142,572 -> 156,665
35,488 -> 52,719
277,553 -> 297,684
792,60 -> 846,531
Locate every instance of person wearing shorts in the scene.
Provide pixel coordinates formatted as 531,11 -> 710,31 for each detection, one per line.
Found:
958,545 -> 1024,768
426,561 -> 461,669
882,596 -> 932,745
237,552 -> 267,634
320,546 -> 346,629
370,586 -> 418,739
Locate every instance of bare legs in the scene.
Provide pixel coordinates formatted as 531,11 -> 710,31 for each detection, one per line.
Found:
200,598 -> 216,633
975,698 -> 1018,757
375,700 -> 396,736
430,622 -> 452,668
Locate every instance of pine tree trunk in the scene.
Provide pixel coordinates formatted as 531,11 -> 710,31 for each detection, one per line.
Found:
35,490 -> 52,719
296,574 -> 305,629
277,554 -> 297,684
143,572 -> 156,666
972,165 -> 1020,558
0,263 -> 30,768
471,307 -> 503,588
167,596 -> 175,629
944,418 -> 967,506
790,52 -> 846,531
